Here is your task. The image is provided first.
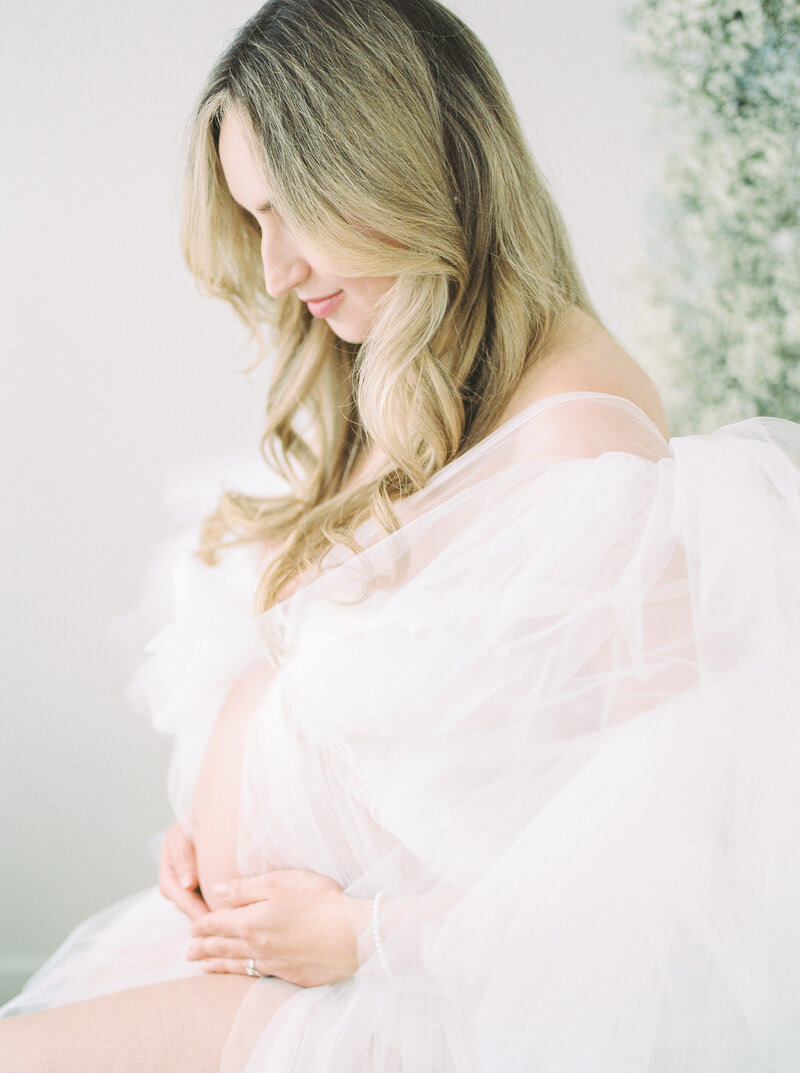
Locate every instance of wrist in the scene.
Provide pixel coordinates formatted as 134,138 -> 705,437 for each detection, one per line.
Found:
341,887 -> 464,979
371,890 -> 394,979
341,893 -> 372,946
341,892 -> 388,976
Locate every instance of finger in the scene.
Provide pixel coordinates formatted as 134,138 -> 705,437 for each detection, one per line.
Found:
190,899 -> 274,939
200,957 -> 271,977
190,906 -> 253,939
171,886 -> 211,922
160,862 -> 210,921
166,827 -> 199,890
187,936 -> 251,962
212,874 -> 276,907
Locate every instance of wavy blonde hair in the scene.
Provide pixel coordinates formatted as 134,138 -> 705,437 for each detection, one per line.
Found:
181,0 -> 599,613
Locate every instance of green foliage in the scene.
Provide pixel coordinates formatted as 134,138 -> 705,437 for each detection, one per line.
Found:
621,0 -> 800,432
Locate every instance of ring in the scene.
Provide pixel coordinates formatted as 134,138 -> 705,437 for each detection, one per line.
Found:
246,957 -> 263,978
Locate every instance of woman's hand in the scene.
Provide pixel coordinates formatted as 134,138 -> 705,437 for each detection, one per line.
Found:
186,869 -> 363,988
158,821 -> 210,922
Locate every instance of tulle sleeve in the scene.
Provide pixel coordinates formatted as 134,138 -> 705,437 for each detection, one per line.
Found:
108,449 -> 284,834
243,394 -> 800,1070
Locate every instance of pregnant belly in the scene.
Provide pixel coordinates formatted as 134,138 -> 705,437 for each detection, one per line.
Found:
191,660 -> 276,912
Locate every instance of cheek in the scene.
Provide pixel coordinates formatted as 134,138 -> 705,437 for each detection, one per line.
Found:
353,277 -> 396,306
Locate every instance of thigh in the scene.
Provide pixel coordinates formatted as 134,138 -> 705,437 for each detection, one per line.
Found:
0,973 -> 291,1073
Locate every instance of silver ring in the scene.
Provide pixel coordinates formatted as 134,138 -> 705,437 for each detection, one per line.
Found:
246,957 -> 262,978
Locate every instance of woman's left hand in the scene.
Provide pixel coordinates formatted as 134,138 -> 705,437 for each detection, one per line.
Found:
186,869 -> 363,988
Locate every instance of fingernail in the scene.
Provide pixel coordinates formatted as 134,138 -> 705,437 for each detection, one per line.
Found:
181,873 -> 195,889
213,883 -> 229,896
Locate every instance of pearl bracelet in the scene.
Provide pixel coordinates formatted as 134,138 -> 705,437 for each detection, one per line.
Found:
371,889 -> 394,979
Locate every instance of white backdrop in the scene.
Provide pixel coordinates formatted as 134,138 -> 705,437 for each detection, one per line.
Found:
0,0 -> 661,998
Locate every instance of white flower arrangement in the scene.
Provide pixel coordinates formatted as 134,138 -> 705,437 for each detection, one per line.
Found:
619,0 -> 800,433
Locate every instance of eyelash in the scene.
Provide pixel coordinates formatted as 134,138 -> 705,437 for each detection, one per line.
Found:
240,204 -> 273,227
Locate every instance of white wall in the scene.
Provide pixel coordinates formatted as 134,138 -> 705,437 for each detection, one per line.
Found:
0,0 -> 660,999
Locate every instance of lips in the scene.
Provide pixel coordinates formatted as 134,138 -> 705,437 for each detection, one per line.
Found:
305,290 -> 345,317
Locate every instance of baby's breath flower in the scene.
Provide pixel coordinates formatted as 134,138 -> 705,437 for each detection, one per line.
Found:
618,0 -> 800,434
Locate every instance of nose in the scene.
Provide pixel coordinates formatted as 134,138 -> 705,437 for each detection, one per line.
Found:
259,222 -> 310,299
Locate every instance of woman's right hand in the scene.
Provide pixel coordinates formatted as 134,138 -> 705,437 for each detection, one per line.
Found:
158,821 -> 210,921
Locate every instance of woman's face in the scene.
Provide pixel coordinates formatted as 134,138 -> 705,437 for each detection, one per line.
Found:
218,111 -> 396,344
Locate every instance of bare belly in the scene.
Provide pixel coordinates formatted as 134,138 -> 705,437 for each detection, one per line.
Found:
190,660 -> 276,912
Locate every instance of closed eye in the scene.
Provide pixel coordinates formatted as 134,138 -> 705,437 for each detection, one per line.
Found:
234,201 -> 274,228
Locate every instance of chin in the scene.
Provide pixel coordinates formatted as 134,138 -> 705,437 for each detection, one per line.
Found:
329,322 -> 366,344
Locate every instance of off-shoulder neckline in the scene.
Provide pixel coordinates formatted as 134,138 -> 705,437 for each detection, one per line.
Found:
263,390 -> 670,614
482,389 -> 669,447
414,390 -> 670,495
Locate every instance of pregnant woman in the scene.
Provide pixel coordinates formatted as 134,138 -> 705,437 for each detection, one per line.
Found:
4,0 -> 800,1069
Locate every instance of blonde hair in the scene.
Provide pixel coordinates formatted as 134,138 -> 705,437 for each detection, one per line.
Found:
181,0 -> 599,612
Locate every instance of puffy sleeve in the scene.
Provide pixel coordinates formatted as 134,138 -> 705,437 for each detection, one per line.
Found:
269,394 -> 800,1070
108,449 -> 284,833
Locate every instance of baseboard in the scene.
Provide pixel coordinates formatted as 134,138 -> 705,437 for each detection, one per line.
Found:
0,957 -> 46,1006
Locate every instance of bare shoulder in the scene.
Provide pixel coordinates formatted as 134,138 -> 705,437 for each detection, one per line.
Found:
504,309 -> 671,442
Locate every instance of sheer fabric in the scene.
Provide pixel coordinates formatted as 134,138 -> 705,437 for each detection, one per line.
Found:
4,392 -> 800,1071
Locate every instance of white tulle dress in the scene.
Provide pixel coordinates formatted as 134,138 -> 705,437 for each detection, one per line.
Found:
4,390 -> 800,1071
